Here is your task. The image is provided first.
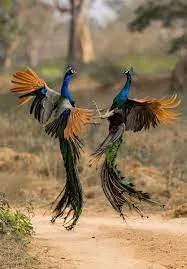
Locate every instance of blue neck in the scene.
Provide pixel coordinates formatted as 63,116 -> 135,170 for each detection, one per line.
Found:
117,74 -> 131,100
60,73 -> 73,102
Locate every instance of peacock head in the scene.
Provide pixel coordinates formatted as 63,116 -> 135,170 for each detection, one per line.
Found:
65,66 -> 76,76
122,67 -> 134,77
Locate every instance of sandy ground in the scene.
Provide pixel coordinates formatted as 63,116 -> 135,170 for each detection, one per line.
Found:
32,215 -> 187,269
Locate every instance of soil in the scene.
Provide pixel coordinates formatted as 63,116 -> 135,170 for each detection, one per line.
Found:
32,215 -> 187,269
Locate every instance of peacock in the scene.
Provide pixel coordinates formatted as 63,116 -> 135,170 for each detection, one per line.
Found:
90,68 -> 181,219
10,66 -> 93,230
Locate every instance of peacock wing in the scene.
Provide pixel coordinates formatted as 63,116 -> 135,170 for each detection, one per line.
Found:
64,107 -> 93,140
124,94 -> 181,132
10,67 -> 60,124
10,67 -> 46,94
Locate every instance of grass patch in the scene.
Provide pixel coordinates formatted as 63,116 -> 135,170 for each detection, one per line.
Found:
36,58 -> 67,84
0,236 -> 38,269
118,54 -> 179,74
85,54 -> 179,85
33,54 -> 179,84
0,192 -> 33,240
0,208 -> 33,239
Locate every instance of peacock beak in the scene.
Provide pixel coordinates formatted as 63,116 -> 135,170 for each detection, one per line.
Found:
122,70 -> 129,75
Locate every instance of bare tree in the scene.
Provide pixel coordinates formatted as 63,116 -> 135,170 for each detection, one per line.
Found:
43,0 -> 95,65
75,0 -> 95,63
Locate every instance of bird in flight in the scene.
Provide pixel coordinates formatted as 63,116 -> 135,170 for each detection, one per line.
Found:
10,66 -> 93,230
90,68 -> 181,219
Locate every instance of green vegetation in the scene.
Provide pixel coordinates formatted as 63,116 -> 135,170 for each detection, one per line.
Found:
0,193 -> 37,269
36,59 -> 67,80
0,192 -> 33,240
85,54 -> 178,85
34,54 -> 179,87
0,209 -> 33,239
119,54 -> 178,74
86,60 -> 122,85
129,0 -> 187,53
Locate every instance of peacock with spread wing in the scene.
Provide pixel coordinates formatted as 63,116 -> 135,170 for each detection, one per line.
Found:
90,68 -> 181,219
10,66 -> 93,230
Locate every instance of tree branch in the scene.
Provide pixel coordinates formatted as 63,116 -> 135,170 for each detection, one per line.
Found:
39,0 -> 71,14
54,0 -> 71,13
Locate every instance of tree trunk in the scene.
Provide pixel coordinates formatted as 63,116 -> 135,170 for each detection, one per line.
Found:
169,18 -> 187,93
27,46 -> 39,67
4,54 -> 12,70
169,55 -> 187,93
77,13 -> 95,63
67,0 -> 95,65
68,0 -> 77,66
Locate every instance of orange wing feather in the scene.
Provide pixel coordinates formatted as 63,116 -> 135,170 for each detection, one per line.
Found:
64,108 -> 93,140
16,96 -> 33,108
136,94 -> 181,124
10,67 -> 46,95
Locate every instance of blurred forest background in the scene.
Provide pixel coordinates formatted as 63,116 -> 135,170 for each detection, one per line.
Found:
0,0 -> 187,217
0,0 -> 186,86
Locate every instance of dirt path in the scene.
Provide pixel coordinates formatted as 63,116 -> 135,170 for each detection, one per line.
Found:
32,215 -> 187,269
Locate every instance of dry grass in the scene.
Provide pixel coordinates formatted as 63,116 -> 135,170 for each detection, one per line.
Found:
163,203 -> 187,219
0,235 -> 38,269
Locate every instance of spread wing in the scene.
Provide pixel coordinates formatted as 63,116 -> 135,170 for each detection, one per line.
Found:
10,68 -> 61,124
64,108 -> 93,140
124,94 -> 181,132
45,107 -> 93,140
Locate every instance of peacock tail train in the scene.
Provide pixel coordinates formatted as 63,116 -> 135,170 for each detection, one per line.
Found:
45,111 -> 83,230
51,138 -> 83,230
101,136 -> 161,219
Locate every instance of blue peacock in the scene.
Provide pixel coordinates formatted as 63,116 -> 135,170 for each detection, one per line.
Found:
10,66 -> 93,230
91,68 -> 181,219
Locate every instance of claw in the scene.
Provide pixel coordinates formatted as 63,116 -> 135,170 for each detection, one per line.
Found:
100,109 -> 115,119
92,100 -> 102,118
93,109 -> 115,119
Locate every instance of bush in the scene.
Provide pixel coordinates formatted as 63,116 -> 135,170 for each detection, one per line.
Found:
85,60 -> 122,85
0,193 -> 33,240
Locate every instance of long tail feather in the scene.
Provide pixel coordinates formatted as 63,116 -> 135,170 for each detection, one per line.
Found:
51,138 -> 83,230
90,124 -> 124,166
46,111 -> 83,230
100,137 -> 162,219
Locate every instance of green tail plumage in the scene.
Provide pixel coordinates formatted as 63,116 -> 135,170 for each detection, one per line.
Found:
101,136 -> 160,219
51,138 -> 83,230
45,113 -> 83,230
